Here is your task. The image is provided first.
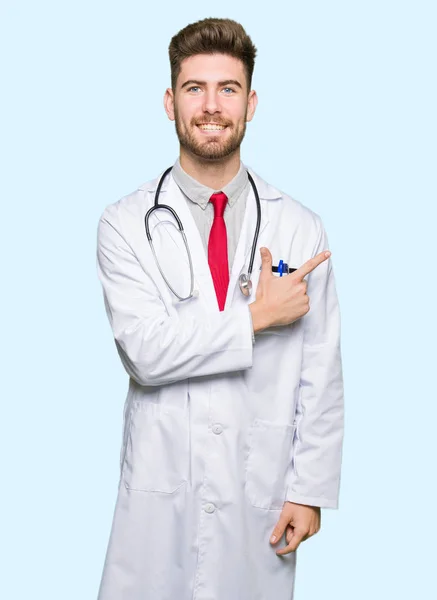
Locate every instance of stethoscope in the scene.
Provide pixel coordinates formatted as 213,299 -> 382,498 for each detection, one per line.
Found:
144,166 -> 261,302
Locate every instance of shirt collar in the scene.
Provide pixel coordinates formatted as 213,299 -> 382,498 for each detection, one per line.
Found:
171,157 -> 249,210
139,163 -> 282,201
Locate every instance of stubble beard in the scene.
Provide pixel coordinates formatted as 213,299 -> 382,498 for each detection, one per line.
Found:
174,107 -> 247,161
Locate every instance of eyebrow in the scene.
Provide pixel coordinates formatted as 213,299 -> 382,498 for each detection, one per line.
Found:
180,79 -> 243,90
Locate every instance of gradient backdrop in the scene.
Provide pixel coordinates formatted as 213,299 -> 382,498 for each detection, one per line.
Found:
1,1 -> 436,598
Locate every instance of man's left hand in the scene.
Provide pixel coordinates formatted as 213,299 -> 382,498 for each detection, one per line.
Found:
270,501 -> 321,555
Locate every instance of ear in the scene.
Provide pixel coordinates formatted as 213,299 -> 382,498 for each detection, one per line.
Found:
246,89 -> 258,123
164,88 -> 175,121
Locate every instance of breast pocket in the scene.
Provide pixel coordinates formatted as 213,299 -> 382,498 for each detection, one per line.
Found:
122,402 -> 189,494
245,419 -> 296,510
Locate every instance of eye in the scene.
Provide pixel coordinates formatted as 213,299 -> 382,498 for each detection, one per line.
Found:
187,86 -> 201,93
222,87 -> 236,94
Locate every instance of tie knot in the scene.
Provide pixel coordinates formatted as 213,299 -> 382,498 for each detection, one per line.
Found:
209,192 -> 228,218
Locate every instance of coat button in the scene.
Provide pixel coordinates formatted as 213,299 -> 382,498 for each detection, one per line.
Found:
212,423 -> 223,434
204,503 -> 216,513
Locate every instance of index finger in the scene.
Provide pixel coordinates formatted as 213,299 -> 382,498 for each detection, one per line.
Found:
291,251 -> 331,281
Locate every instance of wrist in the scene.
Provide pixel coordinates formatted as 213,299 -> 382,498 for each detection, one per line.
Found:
249,302 -> 271,333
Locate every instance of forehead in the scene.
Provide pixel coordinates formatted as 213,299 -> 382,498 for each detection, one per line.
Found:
178,53 -> 246,85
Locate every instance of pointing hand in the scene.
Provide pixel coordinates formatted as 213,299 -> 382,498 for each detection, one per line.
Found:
249,247 -> 331,331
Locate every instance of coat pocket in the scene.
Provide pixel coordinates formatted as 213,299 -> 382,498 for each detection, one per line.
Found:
245,419 -> 295,510
122,402 -> 189,493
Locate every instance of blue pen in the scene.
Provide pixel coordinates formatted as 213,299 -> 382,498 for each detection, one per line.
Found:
278,259 -> 284,277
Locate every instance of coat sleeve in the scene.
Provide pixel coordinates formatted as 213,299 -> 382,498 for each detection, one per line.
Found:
96,206 -> 254,386
285,215 -> 345,509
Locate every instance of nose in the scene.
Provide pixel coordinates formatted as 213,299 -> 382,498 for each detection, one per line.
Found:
202,89 -> 221,115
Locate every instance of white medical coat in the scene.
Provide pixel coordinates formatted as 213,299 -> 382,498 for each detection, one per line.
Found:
96,166 -> 344,600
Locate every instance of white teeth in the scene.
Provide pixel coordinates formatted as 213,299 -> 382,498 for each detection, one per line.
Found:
198,124 -> 226,130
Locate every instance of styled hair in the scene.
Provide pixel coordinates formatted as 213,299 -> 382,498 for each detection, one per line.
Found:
168,18 -> 257,93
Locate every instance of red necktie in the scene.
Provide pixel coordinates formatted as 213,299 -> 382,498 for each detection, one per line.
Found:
208,192 -> 229,311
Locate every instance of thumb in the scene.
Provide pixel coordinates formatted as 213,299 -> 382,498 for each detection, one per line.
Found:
259,247 -> 272,278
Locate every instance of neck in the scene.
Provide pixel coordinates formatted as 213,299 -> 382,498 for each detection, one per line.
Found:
179,147 -> 241,189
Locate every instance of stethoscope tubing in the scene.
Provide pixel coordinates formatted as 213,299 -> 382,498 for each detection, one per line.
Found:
245,171 -> 261,281
144,166 -> 261,300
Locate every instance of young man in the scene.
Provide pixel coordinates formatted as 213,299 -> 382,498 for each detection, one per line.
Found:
96,17 -> 344,600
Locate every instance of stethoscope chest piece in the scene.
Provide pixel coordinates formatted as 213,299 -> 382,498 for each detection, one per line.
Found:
239,273 -> 252,297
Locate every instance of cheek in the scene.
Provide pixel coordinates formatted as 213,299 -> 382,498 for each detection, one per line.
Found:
185,101 -> 205,122
175,101 -> 196,125
230,104 -> 248,125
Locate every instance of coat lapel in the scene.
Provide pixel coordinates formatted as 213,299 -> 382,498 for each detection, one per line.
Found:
146,172 -> 217,307
226,167 -> 281,309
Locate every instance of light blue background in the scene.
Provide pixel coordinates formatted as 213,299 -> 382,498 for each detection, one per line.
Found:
1,1 -> 435,598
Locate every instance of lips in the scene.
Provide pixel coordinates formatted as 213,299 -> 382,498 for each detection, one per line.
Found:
196,121 -> 227,125
196,122 -> 229,137
197,123 -> 227,130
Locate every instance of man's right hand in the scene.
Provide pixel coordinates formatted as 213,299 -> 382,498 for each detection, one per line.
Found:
249,247 -> 331,332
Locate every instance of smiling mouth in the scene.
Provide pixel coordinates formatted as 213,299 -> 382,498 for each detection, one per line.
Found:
196,124 -> 228,135
196,123 -> 227,137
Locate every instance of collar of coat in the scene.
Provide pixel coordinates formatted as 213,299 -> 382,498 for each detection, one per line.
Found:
138,164 -> 282,201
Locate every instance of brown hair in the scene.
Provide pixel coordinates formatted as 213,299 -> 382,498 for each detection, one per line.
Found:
168,18 -> 257,93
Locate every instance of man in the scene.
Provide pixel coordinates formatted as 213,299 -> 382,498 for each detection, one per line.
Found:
96,17 -> 344,600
